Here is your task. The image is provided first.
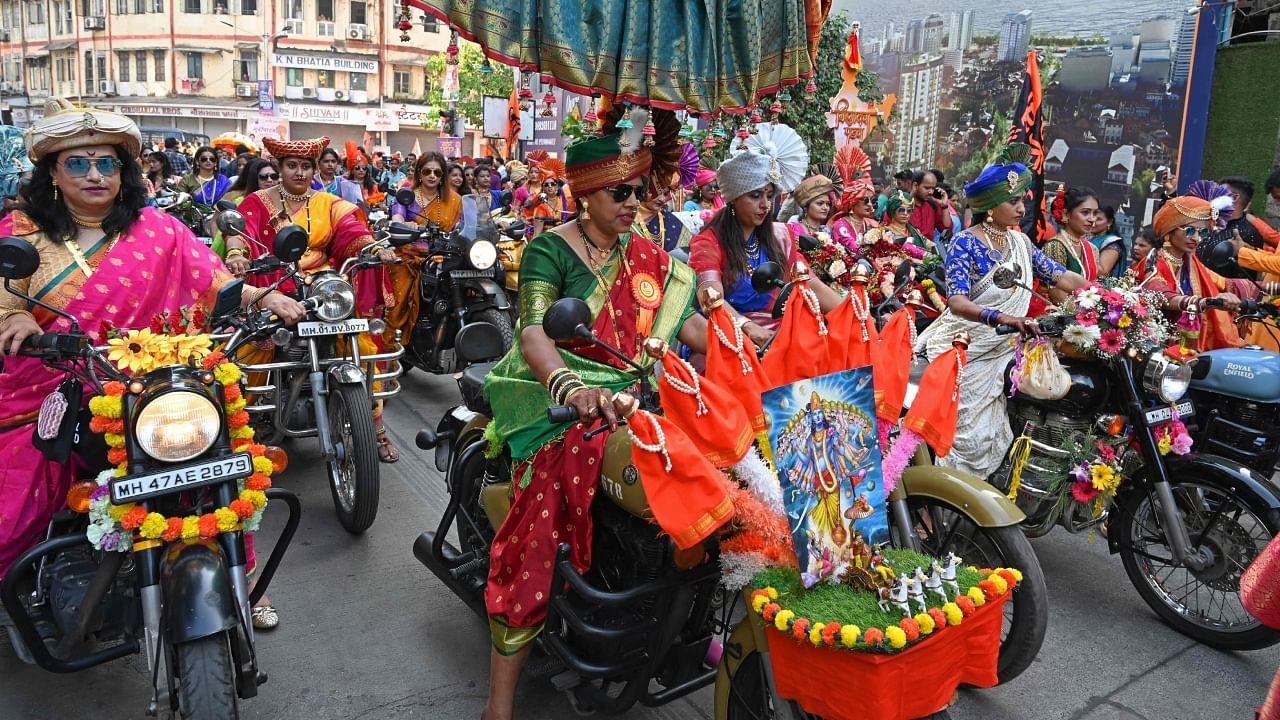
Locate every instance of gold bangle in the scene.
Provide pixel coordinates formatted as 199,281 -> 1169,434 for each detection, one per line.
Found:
0,308 -> 35,326
545,367 -> 573,389
225,248 -> 248,259
562,385 -> 587,406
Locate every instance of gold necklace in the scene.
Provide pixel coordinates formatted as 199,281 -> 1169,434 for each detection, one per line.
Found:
66,233 -> 120,278
982,220 -> 1010,256
71,216 -> 104,229
577,222 -> 629,354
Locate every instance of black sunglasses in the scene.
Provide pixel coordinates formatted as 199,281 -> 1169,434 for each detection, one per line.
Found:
258,172 -> 279,181
198,156 -> 216,162
602,183 -> 643,203
1182,226 -> 1215,240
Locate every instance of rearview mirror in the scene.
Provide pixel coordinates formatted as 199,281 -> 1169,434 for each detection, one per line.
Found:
893,260 -> 913,289
0,236 -> 38,281
215,209 -> 247,237
751,261 -> 786,294
542,298 -> 592,343
211,278 -> 244,319
273,225 -> 309,264
395,187 -> 415,207
214,199 -> 239,212
500,190 -> 514,208
796,234 -> 819,252
1205,236 -> 1238,272
992,262 -> 1022,291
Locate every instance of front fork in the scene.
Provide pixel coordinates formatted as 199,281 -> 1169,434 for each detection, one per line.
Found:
307,337 -> 337,461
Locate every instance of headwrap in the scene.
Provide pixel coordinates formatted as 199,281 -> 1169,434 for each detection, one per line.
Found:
533,156 -> 566,182
792,175 -> 835,209
563,131 -> 652,197
963,142 -> 1035,214
695,168 -> 718,189
882,189 -> 914,220
25,98 -> 142,162
717,150 -> 778,204
263,136 -> 329,162
507,160 -> 528,186
0,125 -> 32,199
1153,196 -> 1217,239
837,177 -> 876,214
1184,180 -> 1235,230
732,123 -> 809,193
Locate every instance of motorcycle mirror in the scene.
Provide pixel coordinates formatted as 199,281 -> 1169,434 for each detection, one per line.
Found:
543,298 -> 593,343
214,199 -> 238,212
893,260 -> 913,288
751,261 -> 786,294
394,187 -> 415,207
211,278 -> 244,319
273,225 -> 310,264
992,262 -> 1022,291
215,209 -> 247,237
500,189 -> 514,207
1206,237 -> 1238,271
387,222 -> 421,247
797,234 -> 819,252
0,236 -> 39,280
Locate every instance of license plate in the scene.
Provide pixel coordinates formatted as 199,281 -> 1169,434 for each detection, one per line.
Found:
110,453 -> 253,504
296,318 -> 370,337
1144,400 -> 1195,426
197,236 -> 214,246
450,269 -> 490,279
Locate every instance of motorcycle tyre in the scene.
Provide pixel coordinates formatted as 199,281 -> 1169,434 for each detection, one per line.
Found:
902,497 -> 1048,685
472,308 -> 514,356
1116,488 -> 1280,651
327,383 -> 380,534
176,631 -> 239,720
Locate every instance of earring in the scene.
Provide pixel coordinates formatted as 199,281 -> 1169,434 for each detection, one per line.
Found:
52,180 -> 58,201
580,200 -> 590,221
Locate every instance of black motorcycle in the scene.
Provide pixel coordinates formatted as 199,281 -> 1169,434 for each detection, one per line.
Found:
0,237 -> 300,718
993,274 -> 1280,650
391,188 -> 513,373
155,187 -> 216,248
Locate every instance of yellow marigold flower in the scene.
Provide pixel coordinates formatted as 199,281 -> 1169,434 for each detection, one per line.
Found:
107,328 -> 166,375
751,594 -> 769,614
989,574 -> 1009,595
241,489 -> 268,510
915,612 -> 935,635
139,512 -> 168,539
766,587 -> 778,600
967,586 -> 986,606
252,456 -> 274,475
1006,568 -> 1023,583
839,625 -> 860,647
943,602 -> 964,626
774,609 -> 795,632
225,398 -> 247,414
1157,433 -> 1173,455
214,362 -> 243,386
104,432 -> 126,448
885,626 -> 907,649
89,395 -> 124,419
808,625 -> 824,647
181,516 -> 201,541
231,425 -> 254,440
214,507 -> 239,533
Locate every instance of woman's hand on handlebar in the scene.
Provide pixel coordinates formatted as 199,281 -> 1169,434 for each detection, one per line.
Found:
225,252 -> 251,276
1003,315 -> 1041,337
568,387 -> 620,430
1215,292 -> 1242,312
376,247 -> 400,265
260,293 -> 307,324
0,314 -> 41,355
743,321 -> 773,348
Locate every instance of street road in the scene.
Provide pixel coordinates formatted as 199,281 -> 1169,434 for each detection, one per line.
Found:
2,370 -> 1278,719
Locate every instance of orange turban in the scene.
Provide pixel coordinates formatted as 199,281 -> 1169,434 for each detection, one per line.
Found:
1153,196 -> 1217,239
263,136 -> 329,161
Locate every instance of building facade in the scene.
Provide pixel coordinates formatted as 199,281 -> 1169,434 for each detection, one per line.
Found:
0,0 -> 489,153
921,13 -> 944,55
890,54 -> 943,172
947,10 -> 975,52
1058,46 -> 1113,94
1172,6 -> 1197,85
998,10 -> 1032,64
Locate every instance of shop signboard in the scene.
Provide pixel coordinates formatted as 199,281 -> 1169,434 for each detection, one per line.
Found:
258,80 -> 274,114
437,136 -> 463,158
365,108 -> 400,132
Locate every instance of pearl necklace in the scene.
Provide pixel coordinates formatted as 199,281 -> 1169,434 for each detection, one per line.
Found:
712,311 -> 754,375
661,357 -> 708,416
628,410 -> 672,471
849,286 -> 870,342
279,188 -> 311,204
799,285 -> 828,336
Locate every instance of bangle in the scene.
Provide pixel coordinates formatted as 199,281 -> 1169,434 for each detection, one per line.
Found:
0,308 -> 35,326
548,370 -> 582,400
978,308 -> 1000,327
556,381 -> 586,406
225,248 -> 248,260
733,314 -> 750,331
562,385 -> 587,406
545,367 -> 573,390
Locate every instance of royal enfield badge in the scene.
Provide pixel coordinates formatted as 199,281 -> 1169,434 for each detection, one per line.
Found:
622,464 -> 640,486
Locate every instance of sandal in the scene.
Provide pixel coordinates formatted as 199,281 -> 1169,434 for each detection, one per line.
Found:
376,428 -> 400,464
251,605 -> 279,630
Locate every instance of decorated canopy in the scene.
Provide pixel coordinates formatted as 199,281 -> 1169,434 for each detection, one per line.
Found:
400,0 -> 832,114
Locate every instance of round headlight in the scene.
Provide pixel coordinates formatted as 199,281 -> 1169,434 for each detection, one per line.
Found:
1142,351 -> 1192,403
468,240 -> 498,271
135,391 -> 222,463
310,275 -> 356,322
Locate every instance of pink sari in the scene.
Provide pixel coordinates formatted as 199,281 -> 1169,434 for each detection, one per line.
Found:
0,207 -> 235,577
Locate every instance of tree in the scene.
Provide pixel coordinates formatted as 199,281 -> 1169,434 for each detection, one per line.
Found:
424,42 -> 515,130
778,11 -> 853,167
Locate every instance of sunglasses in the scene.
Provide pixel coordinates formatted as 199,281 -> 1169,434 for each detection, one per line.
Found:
1182,226 -> 1216,240
198,156 -> 216,163
422,168 -> 444,177
354,165 -> 368,172
258,172 -> 279,181
61,157 -> 122,177
602,184 -> 643,203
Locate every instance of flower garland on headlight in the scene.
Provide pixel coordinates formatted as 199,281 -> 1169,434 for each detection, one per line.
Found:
83,349 -> 278,553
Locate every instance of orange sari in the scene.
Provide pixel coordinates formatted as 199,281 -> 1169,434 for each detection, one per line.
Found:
1134,251 -> 1245,351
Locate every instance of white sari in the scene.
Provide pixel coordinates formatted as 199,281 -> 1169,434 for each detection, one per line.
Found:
914,231 -> 1034,479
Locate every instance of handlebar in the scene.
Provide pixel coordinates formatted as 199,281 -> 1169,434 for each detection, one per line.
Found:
19,332 -> 92,356
547,405 -> 579,424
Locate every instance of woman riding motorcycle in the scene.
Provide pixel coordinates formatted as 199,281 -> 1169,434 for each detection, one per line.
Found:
0,98 -> 304,609
479,129 -> 709,720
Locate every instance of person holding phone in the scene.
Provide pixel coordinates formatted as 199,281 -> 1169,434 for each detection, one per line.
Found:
909,169 -> 953,243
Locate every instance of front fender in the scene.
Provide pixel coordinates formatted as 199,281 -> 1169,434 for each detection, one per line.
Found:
894,465 -> 1027,528
328,361 -> 366,385
461,278 -> 511,311
162,542 -> 238,645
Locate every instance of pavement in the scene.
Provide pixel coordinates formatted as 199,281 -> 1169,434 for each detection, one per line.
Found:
2,369 -> 1277,719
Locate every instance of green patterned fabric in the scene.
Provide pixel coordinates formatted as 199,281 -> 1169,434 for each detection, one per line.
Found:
412,0 -> 819,113
485,232 -> 696,461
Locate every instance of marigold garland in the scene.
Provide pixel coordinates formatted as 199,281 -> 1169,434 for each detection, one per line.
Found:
84,352 -> 281,553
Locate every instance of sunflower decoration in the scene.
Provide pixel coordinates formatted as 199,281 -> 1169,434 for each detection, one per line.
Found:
172,333 -> 214,365
107,328 -> 172,375
599,105 -> 683,201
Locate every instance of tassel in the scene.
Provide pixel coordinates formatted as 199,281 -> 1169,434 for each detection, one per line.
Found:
732,447 -> 784,516
1004,435 -> 1033,501
881,428 -> 923,495
642,110 -> 657,147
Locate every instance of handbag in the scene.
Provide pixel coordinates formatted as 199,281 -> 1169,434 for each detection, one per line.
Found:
1241,533 -> 1280,630
1012,338 -> 1071,401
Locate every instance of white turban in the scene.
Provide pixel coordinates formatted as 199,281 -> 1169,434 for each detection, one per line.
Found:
26,98 -> 142,162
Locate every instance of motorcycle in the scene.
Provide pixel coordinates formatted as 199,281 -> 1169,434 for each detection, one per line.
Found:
412,264 -> 1049,718
0,236 -> 301,718
155,188 -> 216,248
390,187 -> 514,374
990,262 -> 1280,650
491,190 -> 529,314
214,208 -> 407,534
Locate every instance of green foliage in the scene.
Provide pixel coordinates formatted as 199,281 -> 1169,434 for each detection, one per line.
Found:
424,42 -> 515,130
1133,168 -> 1156,202
947,105 -> 1011,188
1030,35 -> 1107,48
1203,42 -> 1280,216
855,70 -> 885,105
777,11 -> 853,167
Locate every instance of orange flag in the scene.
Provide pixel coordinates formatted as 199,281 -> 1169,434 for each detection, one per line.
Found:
901,336 -> 968,457
760,277 -> 829,387
704,294 -> 772,434
872,307 -> 915,426
627,410 -> 735,550
824,285 -> 877,373
651,341 -> 754,469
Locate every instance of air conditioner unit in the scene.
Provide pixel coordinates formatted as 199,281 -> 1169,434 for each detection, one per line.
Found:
235,83 -> 254,97
98,80 -> 115,95
347,24 -> 367,41
83,16 -> 106,31
334,89 -> 344,100
283,18 -> 302,35
301,87 -> 315,98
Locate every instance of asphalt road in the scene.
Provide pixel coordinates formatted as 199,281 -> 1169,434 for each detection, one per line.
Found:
2,369 -> 1278,719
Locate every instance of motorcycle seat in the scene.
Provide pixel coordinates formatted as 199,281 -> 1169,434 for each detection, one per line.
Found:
460,361 -> 497,415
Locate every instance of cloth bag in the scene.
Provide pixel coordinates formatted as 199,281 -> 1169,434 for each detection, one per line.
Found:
1012,338 -> 1070,401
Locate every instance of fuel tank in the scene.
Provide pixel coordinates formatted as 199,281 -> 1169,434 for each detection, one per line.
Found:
599,431 -> 653,520
1004,355 -> 1111,417
1189,347 -> 1280,402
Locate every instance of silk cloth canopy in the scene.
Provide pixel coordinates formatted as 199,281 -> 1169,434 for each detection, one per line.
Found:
405,0 -> 831,113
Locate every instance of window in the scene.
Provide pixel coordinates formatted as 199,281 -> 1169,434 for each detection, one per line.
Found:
286,68 -> 303,87
153,50 -> 166,81
318,20 -> 334,36
317,0 -> 332,21
27,1 -> 46,24
135,51 -> 147,82
97,54 -> 106,82
183,0 -> 201,13
133,0 -> 145,12
283,0 -> 301,19
153,0 -> 164,12
114,0 -> 128,14
84,50 -> 95,81
238,0 -> 255,15
317,70 -> 334,89
117,52 -> 130,81
235,50 -> 258,82
349,0 -> 365,25
349,73 -> 366,92
81,0 -> 104,15
393,67 -> 410,96
186,53 -> 203,79
56,58 -> 66,82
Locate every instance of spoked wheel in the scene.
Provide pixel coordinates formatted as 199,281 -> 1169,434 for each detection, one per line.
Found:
901,497 -> 1049,685
1118,482 -> 1280,650
326,383 -> 380,534
175,631 -> 239,720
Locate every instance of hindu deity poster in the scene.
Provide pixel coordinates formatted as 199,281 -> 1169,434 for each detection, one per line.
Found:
763,367 -> 888,586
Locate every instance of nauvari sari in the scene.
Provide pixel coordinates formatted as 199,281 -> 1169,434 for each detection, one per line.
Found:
481,231 -> 696,655
385,189 -> 463,346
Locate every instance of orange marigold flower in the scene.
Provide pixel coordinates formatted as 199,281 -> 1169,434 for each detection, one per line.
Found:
201,350 -> 225,370
956,596 -> 977,616
791,618 -> 810,640
103,381 -> 126,397
244,473 -> 271,491
223,384 -> 242,403
862,627 -> 884,645
899,618 -> 920,641
249,443 -> 266,457
230,499 -> 256,519
928,608 -> 947,629
107,447 -> 129,466
231,438 -> 252,451
997,568 -> 1018,589
120,505 -> 148,531
161,517 -> 185,542
762,603 -> 780,622
198,513 -> 219,539
978,579 -> 999,601
227,410 -> 250,429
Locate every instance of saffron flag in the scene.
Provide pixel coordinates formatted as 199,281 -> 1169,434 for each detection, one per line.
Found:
1007,50 -> 1051,245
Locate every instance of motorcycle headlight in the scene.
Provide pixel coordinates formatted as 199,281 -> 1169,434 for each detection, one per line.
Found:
135,391 -> 222,463
310,275 -> 356,322
468,240 -> 498,271
1142,351 -> 1192,403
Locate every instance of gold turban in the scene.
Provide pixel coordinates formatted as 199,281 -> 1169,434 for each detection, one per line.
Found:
26,98 -> 142,162
1153,196 -> 1217,239
792,174 -> 835,209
